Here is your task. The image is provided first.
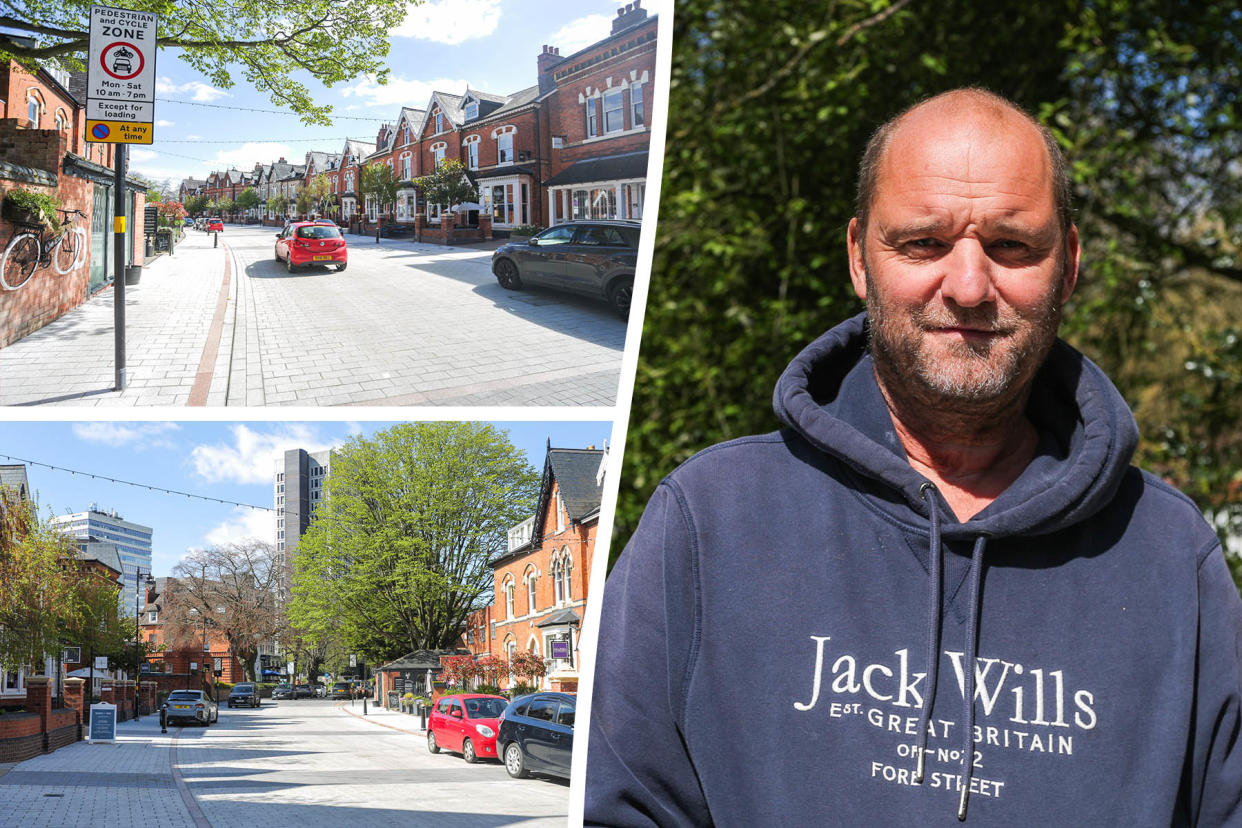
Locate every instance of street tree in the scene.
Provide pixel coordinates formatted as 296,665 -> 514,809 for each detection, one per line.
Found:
304,174 -> 334,217
0,491 -> 76,674
415,159 -> 476,214
216,197 -> 235,219
0,0 -> 410,124
161,541 -> 282,682
184,195 -> 209,215
360,164 -> 397,222
235,187 -> 261,219
265,194 -> 288,220
290,423 -> 540,663
509,650 -> 548,689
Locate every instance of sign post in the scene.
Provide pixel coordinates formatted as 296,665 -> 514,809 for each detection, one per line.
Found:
86,5 -> 158,392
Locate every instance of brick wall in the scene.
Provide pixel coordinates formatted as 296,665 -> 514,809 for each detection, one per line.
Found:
0,713 -> 43,763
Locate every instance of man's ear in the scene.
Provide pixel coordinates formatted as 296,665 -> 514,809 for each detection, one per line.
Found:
1061,224 -> 1081,304
847,217 -> 867,299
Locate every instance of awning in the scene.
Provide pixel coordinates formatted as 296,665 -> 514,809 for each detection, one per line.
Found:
544,151 -> 649,188
536,608 -> 581,628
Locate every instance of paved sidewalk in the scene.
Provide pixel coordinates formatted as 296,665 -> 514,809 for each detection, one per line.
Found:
0,227 -> 623,407
0,714 -> 197,827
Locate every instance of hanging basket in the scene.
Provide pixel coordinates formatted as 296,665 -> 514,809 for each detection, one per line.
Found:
2,199 -> 47,228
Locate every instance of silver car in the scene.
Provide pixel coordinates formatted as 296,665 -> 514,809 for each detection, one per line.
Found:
164,689 -> 219,726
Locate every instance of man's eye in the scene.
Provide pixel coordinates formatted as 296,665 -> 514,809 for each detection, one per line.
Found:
910,238 -> 938,248
993,240 -> 1026,250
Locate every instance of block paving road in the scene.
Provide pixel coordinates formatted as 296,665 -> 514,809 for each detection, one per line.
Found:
0,225 -> 626,407
0,699 -> 568,826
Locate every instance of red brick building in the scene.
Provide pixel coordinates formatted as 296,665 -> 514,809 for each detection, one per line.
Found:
0,55 -> 148,347
139,578 -> 247,684
466,443 -> 605,692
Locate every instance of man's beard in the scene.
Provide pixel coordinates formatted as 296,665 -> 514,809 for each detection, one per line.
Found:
865,267 -> 1065,406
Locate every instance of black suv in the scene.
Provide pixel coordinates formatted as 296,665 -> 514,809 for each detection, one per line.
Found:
497,691 -> 575,780
227,682 -> 260,708
491,221 -> 639,318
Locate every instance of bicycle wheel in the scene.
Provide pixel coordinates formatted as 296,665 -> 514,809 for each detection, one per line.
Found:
1,233 -> 41,290
52,232 -> 76,274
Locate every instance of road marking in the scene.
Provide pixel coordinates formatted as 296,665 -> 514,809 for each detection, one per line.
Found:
168,728 -> 211,828
188,243 -> 231,406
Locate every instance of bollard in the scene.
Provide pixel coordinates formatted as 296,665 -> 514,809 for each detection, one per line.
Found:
420,703 -> 427,731
160,705 -> 167,733
213,232 -> 218,248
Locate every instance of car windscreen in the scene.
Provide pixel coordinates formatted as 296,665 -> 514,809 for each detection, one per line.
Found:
296,226 -> 342,239
231,684 -> 253,692
168,692 -> 201,700
464,698 -> 507,718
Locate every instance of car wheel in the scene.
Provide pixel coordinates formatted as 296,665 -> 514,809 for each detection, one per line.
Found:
336,262 -> 347,272
504,742 -> 528,778
495,258 -> 522,289
427,730 -> 440,754
286,256 -> 297,274
608,278 -> 633,319
462,737 -> 477,764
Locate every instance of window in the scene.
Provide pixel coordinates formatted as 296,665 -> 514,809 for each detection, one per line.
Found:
553,551 -> 572,605
435,112 -> 444,133
585,98 -> 598,137
604,89 -> 624,133
55,109 -> 67,132
26,95 -> 38,127
632,82 -> 645,127
432,144 -> 445,168
465,101 -> 478,120
402,155 -> 412,180
527,571 -> 537,613
498,132 -> 513,164
467,141 -> 478,170
555,491 -> 565,532
572,187 -> 618,221
504,577 -> 515,618
147,611 -> 158,623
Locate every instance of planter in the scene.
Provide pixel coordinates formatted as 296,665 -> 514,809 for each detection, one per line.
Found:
2,202 -> 47,228
125,265 -> 142,285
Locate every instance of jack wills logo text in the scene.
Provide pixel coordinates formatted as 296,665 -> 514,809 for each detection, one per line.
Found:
793,635 -> 1098,731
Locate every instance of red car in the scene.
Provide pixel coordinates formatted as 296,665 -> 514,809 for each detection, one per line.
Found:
427,694 -> 508,763
206,217 -> 224,232
274,221 -> 348,273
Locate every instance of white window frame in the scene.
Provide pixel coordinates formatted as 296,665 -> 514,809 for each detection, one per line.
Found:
585,98 -> 597,138
498,132 -> 514,164
631,82 -> 645,127
603,89 -> 624,133
504,577 -> 515,618
526,569 -> 537,614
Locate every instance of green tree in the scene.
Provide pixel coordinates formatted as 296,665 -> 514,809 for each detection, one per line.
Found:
235,187 -> 261,218
265,194 -> 288,219
184,194 -> 209,215
289,423 -> 539,663
0,491 -> 76,674
618,0 -> 1242,588
304,173 -> 334,217
360,163 -> 397,221
216,197 -> 235,218
0,0 -> 409,124
415,159 -> 475,213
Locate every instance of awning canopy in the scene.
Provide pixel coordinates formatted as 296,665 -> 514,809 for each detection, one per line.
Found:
544,151 -> 649,188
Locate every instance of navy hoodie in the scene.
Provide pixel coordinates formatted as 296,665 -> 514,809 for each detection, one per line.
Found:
585,313 -> 1242,826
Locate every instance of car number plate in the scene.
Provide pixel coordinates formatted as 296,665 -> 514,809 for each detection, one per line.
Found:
174,704 -> 189,710
312,255 -> 332,261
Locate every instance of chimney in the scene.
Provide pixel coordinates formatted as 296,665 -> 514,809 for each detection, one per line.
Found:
611,0 -> 647,34
537,45 -> 563,95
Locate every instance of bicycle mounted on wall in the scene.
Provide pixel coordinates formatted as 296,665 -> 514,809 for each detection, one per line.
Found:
1,208 -> 89,290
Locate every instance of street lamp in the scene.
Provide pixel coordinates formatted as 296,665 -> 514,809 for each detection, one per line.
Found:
133,567 -> 155,721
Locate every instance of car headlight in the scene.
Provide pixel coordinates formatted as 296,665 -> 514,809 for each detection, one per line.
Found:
475,724 -> 495,738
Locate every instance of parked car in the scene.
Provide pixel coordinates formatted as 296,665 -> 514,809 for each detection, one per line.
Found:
227,682 -> 260,708
194,217 -> 206,231
183,216 -> 194,226
271,683 -> 294,700
328,681 -> 352,700
163,690 -> 218,726
490,220 -> 640,318
274,221 -> 348,273
311,683 -> 326,698
294,684 -> 314,699
497,692 -> 575,779
427,694 -> 508,764
206,217 -> 224,232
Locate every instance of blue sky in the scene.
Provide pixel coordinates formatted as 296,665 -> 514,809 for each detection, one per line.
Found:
1,420 -> 612,577
131,0 -> 667,189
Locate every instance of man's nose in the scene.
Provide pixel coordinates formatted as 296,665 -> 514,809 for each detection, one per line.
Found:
939,239 -> 996,307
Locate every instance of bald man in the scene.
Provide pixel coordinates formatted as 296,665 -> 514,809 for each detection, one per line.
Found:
584,89 -> 1242,825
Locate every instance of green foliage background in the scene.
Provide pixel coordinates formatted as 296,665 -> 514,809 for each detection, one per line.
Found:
616,0 -> 1242,583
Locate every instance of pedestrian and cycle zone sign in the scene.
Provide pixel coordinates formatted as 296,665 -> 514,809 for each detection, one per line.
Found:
85,5 -> 158,144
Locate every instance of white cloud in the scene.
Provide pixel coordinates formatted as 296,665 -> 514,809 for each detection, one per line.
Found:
341,75 -> 471,108
156,77 -> 229,102
186,134 -> 202,140
72,422 -> 181,448
189,424 -> 330,485
129,149 -> 158,163
204,506 -> 275,546
206,142 -> 296,169
548,14 -> 614,54
393,0 -> 501,43
156,119 -> 175,127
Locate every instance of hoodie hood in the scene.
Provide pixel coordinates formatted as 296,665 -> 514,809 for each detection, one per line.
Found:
773,312 -> 1139,540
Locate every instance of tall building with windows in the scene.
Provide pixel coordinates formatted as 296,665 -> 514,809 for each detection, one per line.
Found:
274,448 -> 334,556
50,507 -> 153,616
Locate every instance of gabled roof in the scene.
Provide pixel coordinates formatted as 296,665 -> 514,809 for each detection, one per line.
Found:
0,464 -> 29,499
528,445 -> 604,548
340,139 -> 376,165
477,85 -> 539,123
395,107 -> 427,141
425,91 -> 465,131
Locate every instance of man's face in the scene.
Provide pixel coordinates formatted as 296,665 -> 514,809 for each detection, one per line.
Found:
847,104 -> 1080,406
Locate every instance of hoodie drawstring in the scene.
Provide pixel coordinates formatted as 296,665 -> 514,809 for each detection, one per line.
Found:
957,535 -> 987,821
913,482 -> 942,785
914,484 -> 989,822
